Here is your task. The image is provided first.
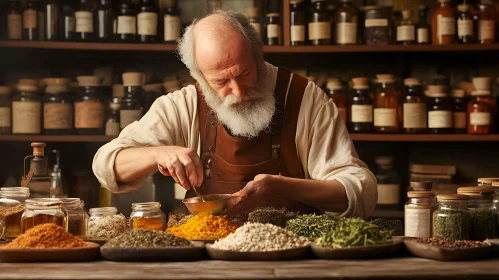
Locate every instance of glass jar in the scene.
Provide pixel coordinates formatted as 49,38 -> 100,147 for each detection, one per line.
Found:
21,198 -> 68,233
96,0 -> 113,41
432,0 -> 456,45
105,98 -> 121,137
121,72 -> 144,129
7,0 -> 22,40
476,0 -> 496,45
23,0 -> 39,41
0,86 -> 12,134
163,2 -> 180,44
289,0 -> 306,46
457,4 -> 476,44
43,79 -> 73,135
12,82 -> 42,135
266,13 -> 281,46
457,186 -> 496,241
427,91 -> 453,134
326,79 -> 347,122
130,202 -> 166,231
405,191 -> 437,238
451,89 -> 467,134
87,207 -> 127,240
349,77 -> 373,133
403,78 -> 426,134
375,156 -> 401,210
61,3 -> 75,41
397,9 -> 415,45
44,0 -> 59,41
75,0 -> 94,41
433,194 -> 471,240
364,6 -> 390,45
138,0 -> 158,43
0,187 -> 30,239
468,90 -> 496,134
374,74 -> 399,133
308,0 -> 331,46
416,5 -> 431,44
117,3 -> 137,42
336,0 -> 358,45
247,7 -> 261,40
144,83 -> 163,113
75,76 -> 105,135
61,198 -> 88,239
493,182 -> 499,237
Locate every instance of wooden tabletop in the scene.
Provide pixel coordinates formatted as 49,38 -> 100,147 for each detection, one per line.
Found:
1,258 -> 499,279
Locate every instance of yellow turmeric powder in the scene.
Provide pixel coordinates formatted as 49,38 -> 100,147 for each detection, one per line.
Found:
132,218 -> 165,231
166,213 -> 237,239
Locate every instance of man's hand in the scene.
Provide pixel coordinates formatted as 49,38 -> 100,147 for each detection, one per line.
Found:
225,174 -> 276,214
154,146 -> 203,190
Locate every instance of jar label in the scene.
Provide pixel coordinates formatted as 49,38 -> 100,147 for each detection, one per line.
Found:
403,103 -> 426,128
377,184 -> 400,205
75,11 -> 93,33
417,28 -> 429,43
105,122 -> 120,136
453,112 -> 466,128
437,15 -> 455,42
291,25 -> 306,42
138,12 -> 158,36
75,101 -> 104,129
164,15 -> 180,41
428,110 -> 452,128
404,207 -> 431,238
351,104 -> 373,123
479,20 -> 495,41
0,107 -> 11,128
8,14 -> 22,39
338,107 -> 347,123
457,19 -> 473,37
374,108 -> 396,127
365,19 -> 388,28
118,15 -> 136,35
44,103 -> 73,129
267,24 -> 280,39
336,22 -> 357,44
397,25 -> 415,42
120,109 -> 142,129
250,22 -> 261,38
65,16 -> 75,33
470,112 -> 491,126
23,9 -> 37,29
308,22 -> 330,40
12,101 -> 41,134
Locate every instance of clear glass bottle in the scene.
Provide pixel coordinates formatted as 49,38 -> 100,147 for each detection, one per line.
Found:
290,0 -> 306,46
468,77 -> 496,134
375,156 -> 401,210
96,0 -> 113,41
0,187 -> 30,239
364,6 -> 390,45
477,0 -> 496,44
62,198 -> 88,239
130,202 -> 166,231
452,89 -> 467,134
403,78 -> 426,134
433,194 -> 471,239
457,4 -> 476,44
349,77 -> 373,133
336,0 -> 358,45
121,72 -> 144,129
60,3 -> 75,41
326,79 -> 347,122
21,198 -> 68,233
43,79 -> 73,135
247,7 -> 261,40
0,86 -> 12,134
75,0 -> 94,41
117,3 -> 137,42
7,0 -> 22,40
457,186 -> 496,241
144,83 -> 163,113
105,98 -> 121,137
397,9 -> 415,45
432,0 -> 456,45
12,82 -> 42,135
266,13 -> 281,46
308,0 -> 331,46
44,0 -> 59,41
88,207 -> 127,240
23,0 -> 39,41
137,0 -> 158,43
416,5 -> 431,44
374,74 -> 399,133
405,191 -> 437,238
74,76 -> 105,135
163,2 -> 180,44
427,91 -> 453,134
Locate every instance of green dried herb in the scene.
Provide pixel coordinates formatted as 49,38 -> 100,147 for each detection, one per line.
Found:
286,214 -> 336,238
104,229 -> 192,248
432,209 -> 471,240
315,218 -> 392,248
469,209 -> 496,241
247,207 -> 286,227
368,218 -> 403,237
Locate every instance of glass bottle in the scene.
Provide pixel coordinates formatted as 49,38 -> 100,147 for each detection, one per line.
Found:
405,191 -> 437,238
0,86 -> 12,134
163,2 -> 180,44
403,78 -> 426,134
364,6 -> 390,45
74,76 -> 105,135
457,4 -> 476,44
416,5 -> 431,44
88,207 -> 127,240
289,0 -> 306,46
121,72 -> 144,129
397,9 -> 415,45
427,91 -> 453,134
0,187 -> 30,239
452,89 -> 467,134
144,83 -> 163,113
43,79 -> 73,135
96,0 -> 113,41
130,202 -> 167,231
433,194 -> 471,240
247,7 -> 262,41
374,74 -> 399,133
137,0 -> 158,43
375,156 -> 401,210
7,0 -> 22,40
105,98 -> 121,137
266,13 -> 281,46
23,0 -> 39,41
21,198 -> 68,233
60,3 -> 75,41
12,81 -> 41,135
44,0 -> 59,41
61,198 -> 88,239
476,0 -> 496,44
326,79 -> 347,122
308,0 -> 331,46
468,90 -> 496,134
117,2 -> 137,42
457,186 -> 496,241
432,0 -> 456,45
493,182 -> 499,236
349,77 -> 373,133
75,0 -> 94,41
336,0 -> 358,45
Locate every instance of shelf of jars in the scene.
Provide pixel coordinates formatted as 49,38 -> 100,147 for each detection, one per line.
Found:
0,135 -> 114,142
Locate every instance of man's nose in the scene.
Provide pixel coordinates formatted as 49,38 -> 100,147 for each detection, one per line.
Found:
230,79 -> 246,98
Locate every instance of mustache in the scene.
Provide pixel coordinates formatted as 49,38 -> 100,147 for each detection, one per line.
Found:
222,89 -> 267,106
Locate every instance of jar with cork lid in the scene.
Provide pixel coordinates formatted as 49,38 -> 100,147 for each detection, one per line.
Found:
326,79 -> 347,122
426,86 -> 453,134
144,83 -> 163,113
476,0 -> 496,45
452,89 -> 467,134
105,97 -> 121,137
74,76 -> 105,135
468,77 -> 496,134
0,86 -> 12,134
432,0 -> 456,45
397,9 -> 416,45
405,187 -> 437,238
308,0 -> 331,46
374,74 -> 399,133
349,77 -> 373,133
121,72 -> 145,129
403,78 -> 426,134
364,6 -> 390,45
12,79 -> 41,135
457,186 -> 496,240
247,7 -> 261,40
266,13 -> 281,46
43,78 -> 73,135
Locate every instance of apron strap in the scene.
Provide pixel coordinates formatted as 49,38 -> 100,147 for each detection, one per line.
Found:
271,68 -> 291,148
196,85 -> 217,157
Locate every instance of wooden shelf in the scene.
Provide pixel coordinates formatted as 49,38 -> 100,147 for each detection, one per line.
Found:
350,134 -> 499,142
0,135 -> 115,142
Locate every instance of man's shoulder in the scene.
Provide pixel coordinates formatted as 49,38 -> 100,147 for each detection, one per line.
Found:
165,84 -> 198,102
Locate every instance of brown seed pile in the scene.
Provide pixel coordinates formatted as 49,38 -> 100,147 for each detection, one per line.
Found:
413,238 -> 488,249
0,204 -> 25,220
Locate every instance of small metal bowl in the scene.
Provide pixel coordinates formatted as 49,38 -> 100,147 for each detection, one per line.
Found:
183,194 -> 231,214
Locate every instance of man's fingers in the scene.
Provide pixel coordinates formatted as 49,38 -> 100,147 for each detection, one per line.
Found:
179,154 -> 197,188
172,160 -> 192,190
193,155 -> 204,187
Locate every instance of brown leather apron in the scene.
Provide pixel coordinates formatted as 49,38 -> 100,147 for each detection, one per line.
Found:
186,68 -> 319,214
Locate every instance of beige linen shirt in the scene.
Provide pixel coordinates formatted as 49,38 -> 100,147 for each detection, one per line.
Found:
93,62 -> 377,217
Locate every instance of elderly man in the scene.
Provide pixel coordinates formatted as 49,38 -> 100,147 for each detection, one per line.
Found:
93,10 -> 377,217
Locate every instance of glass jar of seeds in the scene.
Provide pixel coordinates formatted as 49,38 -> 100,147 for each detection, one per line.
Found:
457,186 -> 496,241
129,202 -> 166,231
87,207 -> 127,240
433,194 -> 471,240
61,198 -> 88,239
0,187 -> 30,239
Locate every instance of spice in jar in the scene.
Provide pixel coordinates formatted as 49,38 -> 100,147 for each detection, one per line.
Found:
286,214 -> 336,238
457,4 -> 476,44
5,223 -> 87,248
427,87 -> 453,134
403,78 -> 426,133
405,191 -> 437,238
43,78 -> 73,135
21,198 -> 67,233
0,86 -> 12,134
166,213 -> 237,240
432,194 -> 471,240
468,77 -> 496,134
416,5 -> 431,44
87,207 -> 127,240
364,6 -> 390,45
308,0 -> 331,46
105,229 -> 192,248
0,187 -> 30,239
12,79 -> 41,135
266,13 -> 281,46
247,207 -> 286,227
62,198 -> 88,239
457,186 -> 496,241
374,74 -> 399,133
130,202 -> 166,231
75,76 -> 105,135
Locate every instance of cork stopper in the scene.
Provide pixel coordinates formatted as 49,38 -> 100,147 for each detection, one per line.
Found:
471,89 -> 491,96
43,78 -> 70,87
427,85 -> 446,94
451,89 -> 465,98
31,142 -> 46,156
376,74 -> 395,83
407,191 -> 435,198
112,84 -> 124,97
352,77 -> 369,89
247,7 -> 259,17
45,85 -> 69,94
478,178 -> 499,184
426,91 -> 447,98
402,10 -> 411,20
266,13 -> 281,17
472,77 -> 491,90
458,4 -> 471,12
404,78 -> 420,86
17,83 -> 38,93
122,72 -> 146,87
0,86 -> 12,95
144,83 -> 163,92
457,186 -> 495,196
410,181 -> 433,191
18,79 -> 38,86
77,76 -> 102,87
326,80 -> 343,90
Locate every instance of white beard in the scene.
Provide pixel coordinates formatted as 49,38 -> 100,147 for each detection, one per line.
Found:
198,66 -> 275,139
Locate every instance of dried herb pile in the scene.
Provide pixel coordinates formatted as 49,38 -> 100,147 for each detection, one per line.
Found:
368,218 -> 404,237
413,238 -> 489,249
286,214 -> 336,238
433,209 -> 471,240
104,229 -> 191,248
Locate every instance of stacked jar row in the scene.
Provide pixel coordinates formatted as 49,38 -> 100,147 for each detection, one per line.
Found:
326,75 -> 497,134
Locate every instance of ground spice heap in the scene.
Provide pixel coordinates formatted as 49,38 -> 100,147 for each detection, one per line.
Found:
286,214 -> 337,238
105,229 -> 192,248
413,238 -> 489,249
212,223 -> 311,252
87,215 -> 127,240
5,223 -> 87,248
166,213 -> 237,239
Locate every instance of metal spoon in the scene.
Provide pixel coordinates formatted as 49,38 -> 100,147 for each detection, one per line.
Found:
157,163 -> 206,202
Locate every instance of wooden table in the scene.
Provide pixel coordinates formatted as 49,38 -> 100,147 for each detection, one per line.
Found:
0,258 -> 499,279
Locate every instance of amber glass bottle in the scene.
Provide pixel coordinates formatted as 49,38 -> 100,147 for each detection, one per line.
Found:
452,89 -> 467,134
290,0 -> 306,46
457,4 -> 476,44
468,77 -> 496,134
326,79 -> 347,122
476,0 -> 496,44
403,78 -> 426,134
336,0 -> 358,45
397,10 -> 416,45
416,5 -> 431,44
308,0 -> 331,46
432,0 -> 456,45
374,75 -> 399,133
427,91 -> 453,134
349,77 -> 373,133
